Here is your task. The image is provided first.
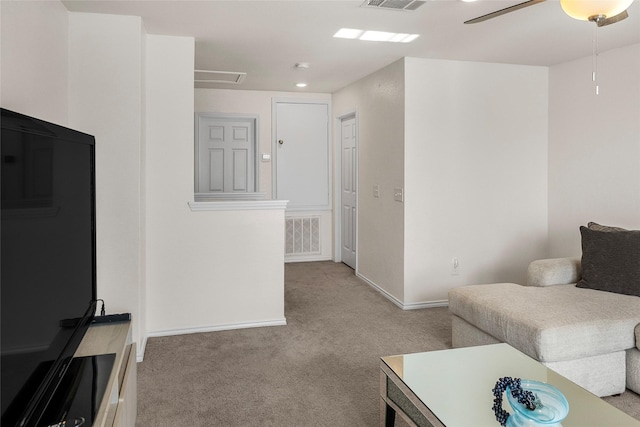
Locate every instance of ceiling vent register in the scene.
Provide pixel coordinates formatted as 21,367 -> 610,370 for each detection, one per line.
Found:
361,0 -> 426,11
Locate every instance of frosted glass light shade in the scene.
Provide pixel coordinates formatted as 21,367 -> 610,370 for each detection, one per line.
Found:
560,0 -> 634,20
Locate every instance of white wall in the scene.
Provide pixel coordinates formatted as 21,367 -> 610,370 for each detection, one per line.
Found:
67,12 -> 145,354
0,4 -> 146,348
1,2 -> 289,359
0,0 -> 68,125
147,42 -> 287,336
195,89 -> 333,262
195,89 -> 331,198
548,43 -> 640,257
404,58 -> 549,304
332,60 -> 406,302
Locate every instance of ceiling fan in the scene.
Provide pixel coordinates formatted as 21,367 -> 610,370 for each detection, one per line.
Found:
464,0 -> 634,27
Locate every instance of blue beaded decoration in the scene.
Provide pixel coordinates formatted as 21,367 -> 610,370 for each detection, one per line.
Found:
492,377 -> 537,426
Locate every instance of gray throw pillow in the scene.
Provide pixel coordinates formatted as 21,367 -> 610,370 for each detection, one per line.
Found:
576,226 -> 640,297
587,221 -> 628,232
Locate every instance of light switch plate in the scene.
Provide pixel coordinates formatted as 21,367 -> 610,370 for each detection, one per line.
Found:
394,187 -> 403,202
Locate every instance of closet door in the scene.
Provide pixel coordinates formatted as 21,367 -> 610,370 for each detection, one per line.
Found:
274,101 -> 329,210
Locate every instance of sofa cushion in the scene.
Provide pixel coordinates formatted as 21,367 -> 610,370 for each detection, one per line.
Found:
576,226 -> 640,297
637,324 -> 640,351
526,257 -> 581,287
448,283 -> 640,363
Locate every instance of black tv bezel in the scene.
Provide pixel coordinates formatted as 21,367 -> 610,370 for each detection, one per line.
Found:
0,108 -> 98,427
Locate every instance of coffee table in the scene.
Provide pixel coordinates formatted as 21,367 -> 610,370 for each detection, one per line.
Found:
380,343 -> 640,427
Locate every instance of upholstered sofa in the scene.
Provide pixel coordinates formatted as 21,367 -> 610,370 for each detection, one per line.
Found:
448,224 -> 640,397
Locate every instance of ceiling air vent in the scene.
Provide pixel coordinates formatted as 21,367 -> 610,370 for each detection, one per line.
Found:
361,0 -> 426,11
194,70 -> 247,88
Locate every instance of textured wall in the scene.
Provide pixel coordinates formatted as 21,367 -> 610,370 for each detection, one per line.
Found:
548,43 -> 640,257
404,58 -> 549,303
1,0 -> 68,125
333,59 -> 406,303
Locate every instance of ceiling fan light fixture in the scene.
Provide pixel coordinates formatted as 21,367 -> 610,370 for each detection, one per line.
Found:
560,0 -> 634,21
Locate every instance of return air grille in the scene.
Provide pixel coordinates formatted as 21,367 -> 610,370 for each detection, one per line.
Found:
285,216 -> 320,255
361,0 -> 426,11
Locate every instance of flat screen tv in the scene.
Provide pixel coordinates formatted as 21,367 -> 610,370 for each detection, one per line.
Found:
1,108 -> 98,427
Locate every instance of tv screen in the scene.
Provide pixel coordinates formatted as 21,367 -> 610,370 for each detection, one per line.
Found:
1,108 -> 97,427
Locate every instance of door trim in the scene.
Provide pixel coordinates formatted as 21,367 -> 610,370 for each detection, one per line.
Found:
334,110 -> 358,266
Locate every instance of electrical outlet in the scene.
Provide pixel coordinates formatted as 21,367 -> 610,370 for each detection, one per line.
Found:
451,257 -> 460,276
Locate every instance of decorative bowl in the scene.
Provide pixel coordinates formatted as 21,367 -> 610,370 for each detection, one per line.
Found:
505,380 -> 569,427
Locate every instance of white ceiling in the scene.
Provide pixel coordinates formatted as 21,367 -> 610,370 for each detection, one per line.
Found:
61,0 -> 640,93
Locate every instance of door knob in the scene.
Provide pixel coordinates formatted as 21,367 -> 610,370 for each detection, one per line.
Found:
278,139 -> 284,145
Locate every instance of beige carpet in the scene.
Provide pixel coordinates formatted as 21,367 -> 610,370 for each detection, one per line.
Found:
136,261 -> 640,426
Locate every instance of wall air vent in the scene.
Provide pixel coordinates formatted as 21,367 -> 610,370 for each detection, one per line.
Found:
194,70 -> 247,88
361,0 -> 426,11
285,216 -> 320,257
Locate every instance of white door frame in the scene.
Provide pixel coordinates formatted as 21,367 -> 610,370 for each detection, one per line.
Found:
334,110 -> 358,267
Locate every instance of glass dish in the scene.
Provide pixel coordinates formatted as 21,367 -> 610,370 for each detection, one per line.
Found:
506,380 -> 569,427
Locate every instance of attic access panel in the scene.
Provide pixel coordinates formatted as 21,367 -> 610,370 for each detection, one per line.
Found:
361,0 -> 426,11
194,70 -> 247,88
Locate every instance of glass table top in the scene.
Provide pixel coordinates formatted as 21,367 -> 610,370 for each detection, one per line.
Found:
382,343 -> 640,427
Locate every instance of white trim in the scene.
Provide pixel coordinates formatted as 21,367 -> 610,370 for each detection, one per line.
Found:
194,192 -> 266,201
146,319 -> 287,340
357,272 -> 449,310
402,300 -> 449,310
137,319 -> 287,361
358,272 -> 405,308
285,255 -> 333,263
137,335 -> 148,362
188,200 -> 288,211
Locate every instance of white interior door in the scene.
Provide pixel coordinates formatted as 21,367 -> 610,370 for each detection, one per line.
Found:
341,116 -> 357,269
274,102 -> 329,209
196,115 -> 255,194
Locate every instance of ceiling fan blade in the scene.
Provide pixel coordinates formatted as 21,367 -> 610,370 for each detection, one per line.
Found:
596,9 -> 629,27
464,0 -> 546,24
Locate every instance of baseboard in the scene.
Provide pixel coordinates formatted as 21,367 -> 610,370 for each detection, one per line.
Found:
356,273 -> 449,310
402,300 -> 449,310
137,336 -> 148,362
285,255 -> 332,263
139,318 -> 287,361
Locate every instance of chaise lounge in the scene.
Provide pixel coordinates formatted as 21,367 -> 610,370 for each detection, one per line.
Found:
448,223 -> 640,397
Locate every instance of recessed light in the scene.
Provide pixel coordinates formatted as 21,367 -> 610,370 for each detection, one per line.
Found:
334,28 -> 419,43
296,83 -> 308,88
333,28 -> 363,39
360,30 -> 395,42
400,34 -> 419,43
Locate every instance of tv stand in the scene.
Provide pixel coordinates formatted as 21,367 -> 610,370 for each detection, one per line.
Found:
74,319 -> 136,427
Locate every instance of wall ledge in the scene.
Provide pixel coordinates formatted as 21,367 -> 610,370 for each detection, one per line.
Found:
188,199 -> 289,211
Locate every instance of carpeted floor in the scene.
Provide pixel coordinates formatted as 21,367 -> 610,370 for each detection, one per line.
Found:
136,261 -> 640,426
